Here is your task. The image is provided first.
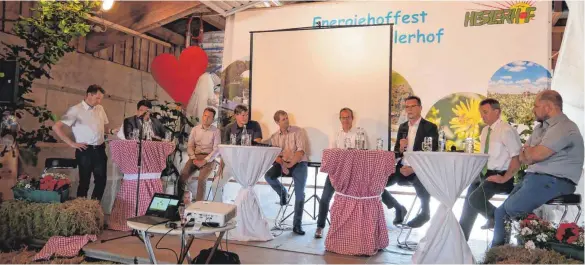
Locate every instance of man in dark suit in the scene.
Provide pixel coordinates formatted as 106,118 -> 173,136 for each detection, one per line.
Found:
123,100 -> 166,140
382,95 -> 438,228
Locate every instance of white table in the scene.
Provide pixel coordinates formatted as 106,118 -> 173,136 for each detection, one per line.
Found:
218,145 -> 281,241
404,152 -> 488,264
127,220 -> 236,264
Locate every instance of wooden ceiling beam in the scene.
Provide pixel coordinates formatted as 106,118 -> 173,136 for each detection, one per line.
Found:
147,26 -> 185,46
85,1 -> 201,53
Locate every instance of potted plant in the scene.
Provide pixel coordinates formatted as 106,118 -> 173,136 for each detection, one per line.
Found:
548,222 -> 584,261
12,173 -> 71,203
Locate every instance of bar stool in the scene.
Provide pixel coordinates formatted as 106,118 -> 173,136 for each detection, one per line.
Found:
546,193 -> 582,223
396,182 -> 421,251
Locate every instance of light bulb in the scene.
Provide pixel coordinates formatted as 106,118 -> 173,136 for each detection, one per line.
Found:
102,0 -> 114,11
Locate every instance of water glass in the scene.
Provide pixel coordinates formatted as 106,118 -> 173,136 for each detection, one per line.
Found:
376,138 -> 384,150
230,133 -> 237,145
422,137 -> 433,151
344,137 -> 352,149
465,138 -> 474,153
164,131 -> 172,142
132,129 -> 140,140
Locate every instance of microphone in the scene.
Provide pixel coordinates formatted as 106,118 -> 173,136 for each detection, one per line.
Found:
138,110 -> 150,119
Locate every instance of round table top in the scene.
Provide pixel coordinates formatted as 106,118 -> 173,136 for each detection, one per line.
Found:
127,220 -> 236,236
404,151 -> 489,158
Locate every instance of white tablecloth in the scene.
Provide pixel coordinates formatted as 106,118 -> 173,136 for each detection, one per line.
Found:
218,145 -> 281,241
405,152 -> 488,264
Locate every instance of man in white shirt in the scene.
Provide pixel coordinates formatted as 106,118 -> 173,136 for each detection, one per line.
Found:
314,107 -> 365,239
179,107 -> 221,202
53,85 -> 118,201
459,98 -> 521,241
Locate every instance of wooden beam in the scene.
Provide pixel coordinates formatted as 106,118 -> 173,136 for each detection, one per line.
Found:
147,27 -> 185,46
553,26 -> 565,33
202,15 -> 226,30
553,0 -> 563,12
134,4 -> 204,33
85,1 -> 199,53
85,14 -> 171,52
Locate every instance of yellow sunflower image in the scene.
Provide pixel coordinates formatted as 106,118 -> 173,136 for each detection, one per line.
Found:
449,98 -> 484,140
425,93 -> 486,153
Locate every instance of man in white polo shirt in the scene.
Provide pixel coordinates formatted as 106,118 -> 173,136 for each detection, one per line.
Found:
53,85 -> 118,201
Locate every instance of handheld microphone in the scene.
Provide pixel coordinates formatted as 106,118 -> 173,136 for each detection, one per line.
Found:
139,110 -> 150,119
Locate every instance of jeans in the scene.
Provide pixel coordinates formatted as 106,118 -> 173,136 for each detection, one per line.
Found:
491,173 -> 576,246
459,170 -> 514,241
317,175 -> 334,228
265,161 -> 308,227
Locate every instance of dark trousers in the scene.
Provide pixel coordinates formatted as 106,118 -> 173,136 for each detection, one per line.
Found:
381,163 -> 431,215
317,175 -> 334,228
459,170 -> 514,241
75,144 -> 108,201
264,162 -> 308,227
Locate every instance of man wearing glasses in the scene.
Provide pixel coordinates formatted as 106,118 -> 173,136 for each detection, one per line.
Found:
381,96 -> 438,228
314,107 -> 366,238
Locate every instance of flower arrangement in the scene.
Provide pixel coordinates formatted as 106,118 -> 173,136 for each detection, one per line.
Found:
516,213 -> 584,250
13,173 -> 70,192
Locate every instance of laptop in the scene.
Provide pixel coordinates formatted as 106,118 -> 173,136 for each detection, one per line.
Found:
127,193 -> 181,225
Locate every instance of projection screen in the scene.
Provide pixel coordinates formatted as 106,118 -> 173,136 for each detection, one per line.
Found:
250,25 -> 392,162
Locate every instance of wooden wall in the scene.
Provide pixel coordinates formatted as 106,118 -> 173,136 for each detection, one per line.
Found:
0,1 -> 184,73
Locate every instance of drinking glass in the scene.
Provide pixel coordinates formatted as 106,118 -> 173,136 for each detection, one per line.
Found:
423,137 -> 433,151
376,138 -> 384,150
164,131 -> 172,142
132,129 -> 140,140
465,138 -> 474,153
230,133 -> 237,145
344,137 -> 352,149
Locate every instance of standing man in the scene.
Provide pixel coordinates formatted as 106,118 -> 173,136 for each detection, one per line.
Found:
314,107 -> 365,238
53,85 -> 118,201
491,90 -> 583,247
179,107 -> 221,202
223,104 -> 263,144
123,100 -> 166,140
381,96 -> 438,228
265,110 -> 309,235
459,98 -> 521,241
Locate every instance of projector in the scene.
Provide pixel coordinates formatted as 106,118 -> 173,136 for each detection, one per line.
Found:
184,201 -> 236,227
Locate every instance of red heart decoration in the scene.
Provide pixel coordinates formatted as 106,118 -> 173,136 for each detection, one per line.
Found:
151,46 -> 209,105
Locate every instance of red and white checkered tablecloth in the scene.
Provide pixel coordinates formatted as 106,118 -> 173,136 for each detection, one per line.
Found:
108,179 -> 164,231
321,148 -> 395,256
108,140 -> 173,231
33,234 -> 97,261
109,140 -> 175,174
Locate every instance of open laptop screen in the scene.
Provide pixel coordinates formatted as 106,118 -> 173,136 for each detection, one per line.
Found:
146,194 -> 180,216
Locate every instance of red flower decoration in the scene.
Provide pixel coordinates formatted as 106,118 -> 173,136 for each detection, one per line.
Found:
556,223 -> 580,243
526,213 -> 539,220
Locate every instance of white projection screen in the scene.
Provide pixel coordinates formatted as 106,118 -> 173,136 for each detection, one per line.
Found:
250,25 -> 392,162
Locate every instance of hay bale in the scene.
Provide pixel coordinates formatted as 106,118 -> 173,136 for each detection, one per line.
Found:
483,245 -> 582,264
0,199 -> 103,247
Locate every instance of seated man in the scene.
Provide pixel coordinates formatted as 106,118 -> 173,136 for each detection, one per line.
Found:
264,110 -> 309,235
459,98 -> 521,241
491,90 -> 584,247
178,107 -> 221,202
381,96 -> 438,228
123,100 -> 166,140
223,104 -> 263,144
211,104 -> 263,202
315,107 -> 365,238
